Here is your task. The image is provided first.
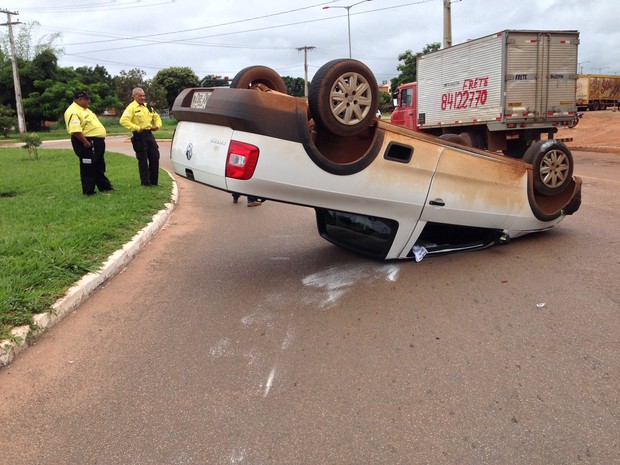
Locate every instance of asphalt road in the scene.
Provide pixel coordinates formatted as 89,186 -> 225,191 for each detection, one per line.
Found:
0,139 -> 618,465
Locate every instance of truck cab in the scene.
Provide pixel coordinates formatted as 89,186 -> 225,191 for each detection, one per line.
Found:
390,82 -> 417,130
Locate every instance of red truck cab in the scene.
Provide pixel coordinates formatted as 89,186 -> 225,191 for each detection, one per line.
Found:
390,82 -> 417,130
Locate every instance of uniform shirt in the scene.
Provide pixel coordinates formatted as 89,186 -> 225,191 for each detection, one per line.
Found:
64,102 -> 106,138
119,100 -> 163,133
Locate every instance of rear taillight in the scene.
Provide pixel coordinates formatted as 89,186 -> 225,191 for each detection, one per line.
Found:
226,141 -> 259,180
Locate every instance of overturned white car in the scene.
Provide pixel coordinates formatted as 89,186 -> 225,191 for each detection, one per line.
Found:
171,59 -> 581,260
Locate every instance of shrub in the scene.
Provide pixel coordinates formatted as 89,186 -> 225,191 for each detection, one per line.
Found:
22,132 -> 42,159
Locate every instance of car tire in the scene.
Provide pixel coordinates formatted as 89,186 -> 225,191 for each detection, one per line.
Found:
230,66 -> 288,93
309,59 -> 378,137
523,140 -> 574,196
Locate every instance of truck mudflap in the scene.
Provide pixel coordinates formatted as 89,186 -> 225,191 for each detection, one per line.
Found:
528,176 -> 582,222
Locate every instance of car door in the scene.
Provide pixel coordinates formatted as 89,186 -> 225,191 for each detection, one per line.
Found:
420,146 -> 529,230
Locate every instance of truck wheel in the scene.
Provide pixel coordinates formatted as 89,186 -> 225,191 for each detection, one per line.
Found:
571,115 -> 580,128
439,133 -> 468,145
523,140 -> 574,196
502,139 -> 528,158
309,59 -> 378,137
230,66 -> 288,93
459,131 -> 483,149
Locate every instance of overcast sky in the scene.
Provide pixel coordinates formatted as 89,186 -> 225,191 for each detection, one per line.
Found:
2,0 -> 618,84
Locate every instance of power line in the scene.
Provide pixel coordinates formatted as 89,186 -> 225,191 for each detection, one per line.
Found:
9,0 -> 437,78
5,0 -> 176,14
39,0 -> 434,49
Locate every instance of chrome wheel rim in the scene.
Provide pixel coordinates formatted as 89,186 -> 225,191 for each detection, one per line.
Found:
540,149 -> 570,188
329,71 -> 373,126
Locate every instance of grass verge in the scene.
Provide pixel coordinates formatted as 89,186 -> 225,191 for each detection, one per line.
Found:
0,147 -> 172,341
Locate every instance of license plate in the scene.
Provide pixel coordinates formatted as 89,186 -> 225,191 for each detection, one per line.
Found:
190,91 -> 212,109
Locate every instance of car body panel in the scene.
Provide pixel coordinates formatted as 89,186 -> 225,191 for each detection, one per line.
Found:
171,122 -> 232,190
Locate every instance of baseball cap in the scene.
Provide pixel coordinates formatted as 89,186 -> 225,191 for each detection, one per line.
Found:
73,91 -> 90,100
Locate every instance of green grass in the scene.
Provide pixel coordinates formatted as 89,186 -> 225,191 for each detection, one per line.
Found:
0,147 -> 173,341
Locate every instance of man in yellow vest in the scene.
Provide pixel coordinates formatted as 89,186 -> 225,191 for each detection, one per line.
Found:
64,90 -> 114,195
120,88 -> 163,186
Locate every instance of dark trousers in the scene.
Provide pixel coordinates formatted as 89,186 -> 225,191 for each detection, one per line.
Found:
131,131 -> 160,186
71,136 -> 113,195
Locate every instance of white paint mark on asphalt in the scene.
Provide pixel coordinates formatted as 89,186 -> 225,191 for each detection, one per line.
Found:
243,347 -> 262,366
263,367 -> 276,397
209,338 -> 230,357
382,264 -> 400,282
241,307 -> 274,328
302,263 -> 401,308
230,448 -> 246,463
281,326 -> 294,350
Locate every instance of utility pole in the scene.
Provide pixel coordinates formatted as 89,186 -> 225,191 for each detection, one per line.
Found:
443,0 -> 452,48
578,61 -> 590,74
442,0 -> 462,49
1,9 -> 25,138
296,46 -> 315,99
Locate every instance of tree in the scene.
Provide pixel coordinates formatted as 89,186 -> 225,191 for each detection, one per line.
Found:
143,83 -> 167,111
22,79 -> 123,130
390,43 -> 441,94
152,67 -> 200,109
282,76 -> 306,97
113,68 -> 167,110
20,49 -> 60,98
378,92 -> 393,114
200,74 -> 231,87
0,24 -> 64,128
75,65 -> 113,87
0,104 -> 16,136
0,58 -> 15,108
0,21 -> 63,61
114,68 -> 148,105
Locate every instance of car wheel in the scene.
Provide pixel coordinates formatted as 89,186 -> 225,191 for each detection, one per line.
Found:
230,66 -> 288,93
309,59 -> 378,137
523,140 -> 574,196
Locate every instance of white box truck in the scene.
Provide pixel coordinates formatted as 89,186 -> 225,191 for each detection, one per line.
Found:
391,30 -> 579,157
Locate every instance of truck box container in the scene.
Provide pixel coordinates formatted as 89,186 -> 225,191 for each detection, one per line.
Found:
576,74 -> 620,110
416,30 -> 579,137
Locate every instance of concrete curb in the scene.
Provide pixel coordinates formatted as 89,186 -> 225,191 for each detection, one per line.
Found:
569,145 -> 620,154
0,173 -> 179,368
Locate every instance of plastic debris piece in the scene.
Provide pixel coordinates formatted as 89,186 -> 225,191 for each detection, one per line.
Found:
536,303 -> 546,309
412,245 -> 428,262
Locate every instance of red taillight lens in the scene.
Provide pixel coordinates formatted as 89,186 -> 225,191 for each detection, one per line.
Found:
226,141 -> 259,180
